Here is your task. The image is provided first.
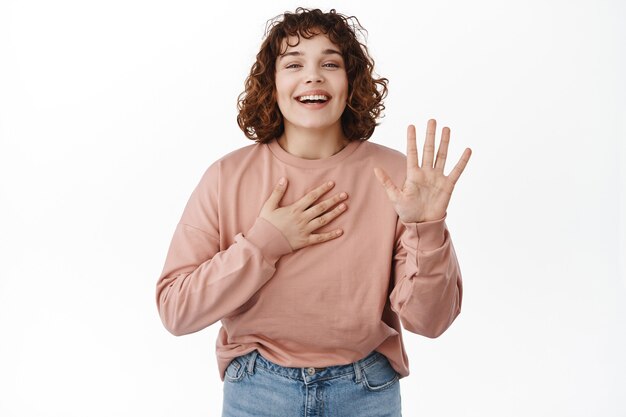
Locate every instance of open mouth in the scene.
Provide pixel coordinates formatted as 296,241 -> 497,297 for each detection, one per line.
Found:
297,94 -> 330,104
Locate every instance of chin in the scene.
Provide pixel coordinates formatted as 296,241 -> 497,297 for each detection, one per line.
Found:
294,118 -> 342,131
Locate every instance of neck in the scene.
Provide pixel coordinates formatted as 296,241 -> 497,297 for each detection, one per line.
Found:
277,124 -> 349,160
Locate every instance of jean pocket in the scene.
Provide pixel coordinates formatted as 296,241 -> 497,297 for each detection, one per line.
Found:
360,354 -> 400,392
224,358 -> 246,383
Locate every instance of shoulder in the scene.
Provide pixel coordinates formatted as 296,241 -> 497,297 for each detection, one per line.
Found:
354,140 -> 407,183
204,142 -> 263,171
215,143 -> 261,165
196,142 -> 263,186
357,140 -> 407,164
359,140 -> 405,157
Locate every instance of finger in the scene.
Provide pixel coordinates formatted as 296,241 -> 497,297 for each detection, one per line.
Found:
307,228 -> 344,246
422,119 -> 437,168
406,125 -> 419,174
264,177 -> 288,209
307,200 -> 347,231
374,167 -> 401,203
303,191 -> 348,221
434,126 -> 450,172
448,148 -> 472,185
296,180 -> 335,210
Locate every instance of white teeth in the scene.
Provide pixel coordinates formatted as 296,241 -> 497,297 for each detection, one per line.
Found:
298,95 -> 329,102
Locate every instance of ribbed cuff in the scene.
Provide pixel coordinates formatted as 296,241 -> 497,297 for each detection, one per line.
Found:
401,214 -> 447,251
245,217 -> 294,264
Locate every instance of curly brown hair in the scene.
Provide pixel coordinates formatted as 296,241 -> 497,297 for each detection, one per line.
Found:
237,7 -> 389,143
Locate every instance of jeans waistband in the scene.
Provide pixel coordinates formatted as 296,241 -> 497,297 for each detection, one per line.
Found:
236,350 -> 384,383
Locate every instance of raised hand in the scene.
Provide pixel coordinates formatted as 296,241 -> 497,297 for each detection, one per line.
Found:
259,178 -> 348,251
374,119 -> 471,223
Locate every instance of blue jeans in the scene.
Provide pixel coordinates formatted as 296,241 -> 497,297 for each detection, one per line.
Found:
222,349 -> 402,417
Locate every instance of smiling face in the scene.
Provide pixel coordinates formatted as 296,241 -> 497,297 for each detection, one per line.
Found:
274,33 -> 349,136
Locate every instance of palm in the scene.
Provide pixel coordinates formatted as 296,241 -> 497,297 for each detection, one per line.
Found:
374,119 -> 471,223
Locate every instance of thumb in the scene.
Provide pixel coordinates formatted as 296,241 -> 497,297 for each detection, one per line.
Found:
264,177 -> 288,209
374,167 -> 400,203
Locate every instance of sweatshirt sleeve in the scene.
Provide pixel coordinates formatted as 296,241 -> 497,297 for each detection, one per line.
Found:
388,214 -> 463,338
155,161 -> 293,336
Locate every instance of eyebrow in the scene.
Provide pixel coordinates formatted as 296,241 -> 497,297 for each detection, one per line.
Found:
278,48 -> 342,61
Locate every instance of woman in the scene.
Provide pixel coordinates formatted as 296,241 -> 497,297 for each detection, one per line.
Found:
156,7 -> 471,416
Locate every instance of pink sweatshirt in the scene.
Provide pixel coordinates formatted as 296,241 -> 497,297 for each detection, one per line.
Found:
156,138 -> 463,381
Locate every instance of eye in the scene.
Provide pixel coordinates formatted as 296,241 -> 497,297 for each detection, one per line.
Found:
323,63 -> 340,68
285,63 -> 302,69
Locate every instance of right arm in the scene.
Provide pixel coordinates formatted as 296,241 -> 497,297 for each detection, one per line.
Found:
155,162 -> 293,336
156,164 -> 349,336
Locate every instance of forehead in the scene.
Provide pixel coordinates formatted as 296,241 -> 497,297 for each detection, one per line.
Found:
278,32 -> 341,55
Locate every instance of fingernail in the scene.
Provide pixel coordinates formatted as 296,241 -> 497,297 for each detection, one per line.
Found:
340,192 -> 347,198
328,181 -> 334,187
278,177 -> 285,185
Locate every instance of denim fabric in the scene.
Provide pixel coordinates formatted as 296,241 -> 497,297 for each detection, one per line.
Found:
222,350 -> 402,417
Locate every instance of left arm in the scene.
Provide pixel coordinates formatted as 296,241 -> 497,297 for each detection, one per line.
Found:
389,215 -> 462,337
374,119 -> 471,337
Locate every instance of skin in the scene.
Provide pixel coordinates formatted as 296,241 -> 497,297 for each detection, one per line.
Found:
374,120 -> 472,224
274,33 -> 349,160
259,178 -> 348,251
259,33 -> 472,250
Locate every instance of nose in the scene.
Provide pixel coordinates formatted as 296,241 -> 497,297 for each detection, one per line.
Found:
305,67 -> 324,84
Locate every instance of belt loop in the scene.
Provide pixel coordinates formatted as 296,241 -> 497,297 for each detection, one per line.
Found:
246,350 -> 259,375
353,356 -> 363,383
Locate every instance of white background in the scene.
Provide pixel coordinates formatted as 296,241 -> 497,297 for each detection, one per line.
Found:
1,0 -> 624,416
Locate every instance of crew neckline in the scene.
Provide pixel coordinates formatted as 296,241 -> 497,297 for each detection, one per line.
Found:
266,138 -> 362,169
